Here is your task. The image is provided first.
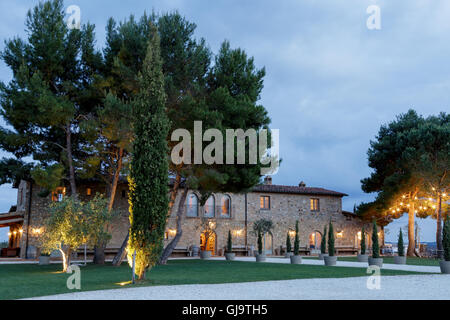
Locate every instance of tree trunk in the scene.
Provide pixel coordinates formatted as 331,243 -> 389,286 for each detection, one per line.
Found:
159,186 -> 188,265
436,195 -> 443,259
60,246 -> 71,273
112,231 -> 129,266
94,147 -> 124,265
65,123 -> 77,199
407,201 -> 416,257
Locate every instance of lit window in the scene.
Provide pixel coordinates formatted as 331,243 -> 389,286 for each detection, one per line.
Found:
51,187 -> 66,202
260,196 -> 270,210
204,196 -> 215,218
186,194 -> 199,217
86,188 -> 92,196
221,195 -> 231,218
310,198 -> 320,212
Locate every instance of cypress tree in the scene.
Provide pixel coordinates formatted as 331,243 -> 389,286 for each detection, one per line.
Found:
127,28 -> 169,280
257,230 -> 263,255
227,230 -> 232,253
286,233 -> 292,253
361,227 -> 366,255
320,226 -> 327,254
372,220 -> 380,259
328,222 -> 335,256
443,219 -> 450,261
294,221 -> 300,255
398,228 -> 404,257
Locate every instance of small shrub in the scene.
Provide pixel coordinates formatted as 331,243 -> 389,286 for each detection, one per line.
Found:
397,228 -> 404,257
320,226 -> 327,254
360,227 -> 366,255
328,222 -> 335,256
286,232 -> 292,253
444,219 -> 450,262
294,220 -> 300,255
372,220 -> 380,258
226,230 -> 232,253
257,230 -> 263,255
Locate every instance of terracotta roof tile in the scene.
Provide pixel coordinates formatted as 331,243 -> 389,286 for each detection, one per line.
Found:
252,184 -> 348,197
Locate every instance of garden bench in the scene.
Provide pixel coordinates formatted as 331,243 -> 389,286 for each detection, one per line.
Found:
279,246 -> 310,256
335,246 -> 358,255
223,245 -> 252,256
171,246 -> 192,257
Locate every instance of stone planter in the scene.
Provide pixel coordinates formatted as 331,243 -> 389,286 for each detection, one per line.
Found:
393,256 -> 406,265
357,254 -> 369,262
225,252 -> 235,261
284,252 -> 293,258
368,257 -> 383,267
200,250 -> 212,259
39,256 -> 50,265
290,255 -> 302,264
324,255 -> 337,266
439,260 -> 450,274
319,253 -> 328,260
255,254 -> 266,262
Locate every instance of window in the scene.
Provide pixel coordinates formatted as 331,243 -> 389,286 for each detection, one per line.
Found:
86,188 -> 92,196
260,196 -> 270,210
164,232 -> 169,240
310,198 -> 320,212
221,195 -> 231,217
204,196 -> 215,218
51,187 -> 66,202
186,194 -> 199,217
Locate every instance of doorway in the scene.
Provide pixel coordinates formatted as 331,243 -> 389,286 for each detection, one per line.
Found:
263,232 -> 273,255
309,231 -> 322,249
200,231 -> 216,255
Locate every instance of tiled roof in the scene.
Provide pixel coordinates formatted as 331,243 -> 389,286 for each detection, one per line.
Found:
252,184 -> 348,197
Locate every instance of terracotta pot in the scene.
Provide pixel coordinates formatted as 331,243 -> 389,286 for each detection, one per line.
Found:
256,254 -> 266,262
357,254 -> 369,262
319,253 -> 328,260
393,256 -> 406,265
225,253 -> 235,261
440,260 -> 450,274
324,255 -> 337,266
200,250 -> 212,259
290,255 -> 302,264
39,256 -> 50,265
368,257 -> 383,267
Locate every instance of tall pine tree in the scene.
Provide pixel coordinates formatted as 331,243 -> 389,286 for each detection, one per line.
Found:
127,28 -> 169,280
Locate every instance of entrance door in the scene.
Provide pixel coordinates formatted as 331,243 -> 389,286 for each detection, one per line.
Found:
309,231 -> 322,249
200,232 -> 216,255
263,232 -> 273,255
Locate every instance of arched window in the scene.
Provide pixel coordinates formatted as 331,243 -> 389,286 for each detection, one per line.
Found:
204,196 -> 215,218
221,195 -> 231,218
186,193 -> 199,217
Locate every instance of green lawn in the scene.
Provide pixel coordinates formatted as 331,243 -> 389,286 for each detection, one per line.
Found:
0,259 -> 428,300
303,256 -> 440,266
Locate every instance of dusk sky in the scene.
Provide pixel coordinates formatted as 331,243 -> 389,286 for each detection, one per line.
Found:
0,0 -> 448,242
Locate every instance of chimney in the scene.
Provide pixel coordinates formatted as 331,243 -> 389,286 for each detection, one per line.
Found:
263,176 -> 272,185
298,181 -> 306,187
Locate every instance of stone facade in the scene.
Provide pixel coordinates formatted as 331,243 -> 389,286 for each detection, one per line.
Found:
7,178 -> 383,259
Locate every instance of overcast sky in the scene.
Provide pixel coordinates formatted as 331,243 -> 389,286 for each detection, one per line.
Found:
0,0 -> 448,242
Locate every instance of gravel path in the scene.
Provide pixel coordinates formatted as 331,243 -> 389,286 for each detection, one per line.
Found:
28,274 -> 450,300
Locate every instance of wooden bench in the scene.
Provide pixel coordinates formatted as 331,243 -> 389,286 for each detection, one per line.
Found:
171,246 -> 192,257
279,246 -> 311,256
223,245 -> 252,256
335,246 -> 358,255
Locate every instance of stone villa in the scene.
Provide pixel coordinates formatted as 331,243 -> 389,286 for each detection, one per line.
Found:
0,176 -> 383,259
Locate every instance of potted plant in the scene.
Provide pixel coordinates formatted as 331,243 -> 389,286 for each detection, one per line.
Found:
394,228 -> 406,264
368,220 -> 383,267
256,230 -> 266,262
440,219 -> 450,274
324,222 -> 337,266
285,232 -> 293,258
290,221 -> 302,264
357,227 -> 368,262
39,251 -> 50,265
225,230 -> 235,261
319,225 -> 328,260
